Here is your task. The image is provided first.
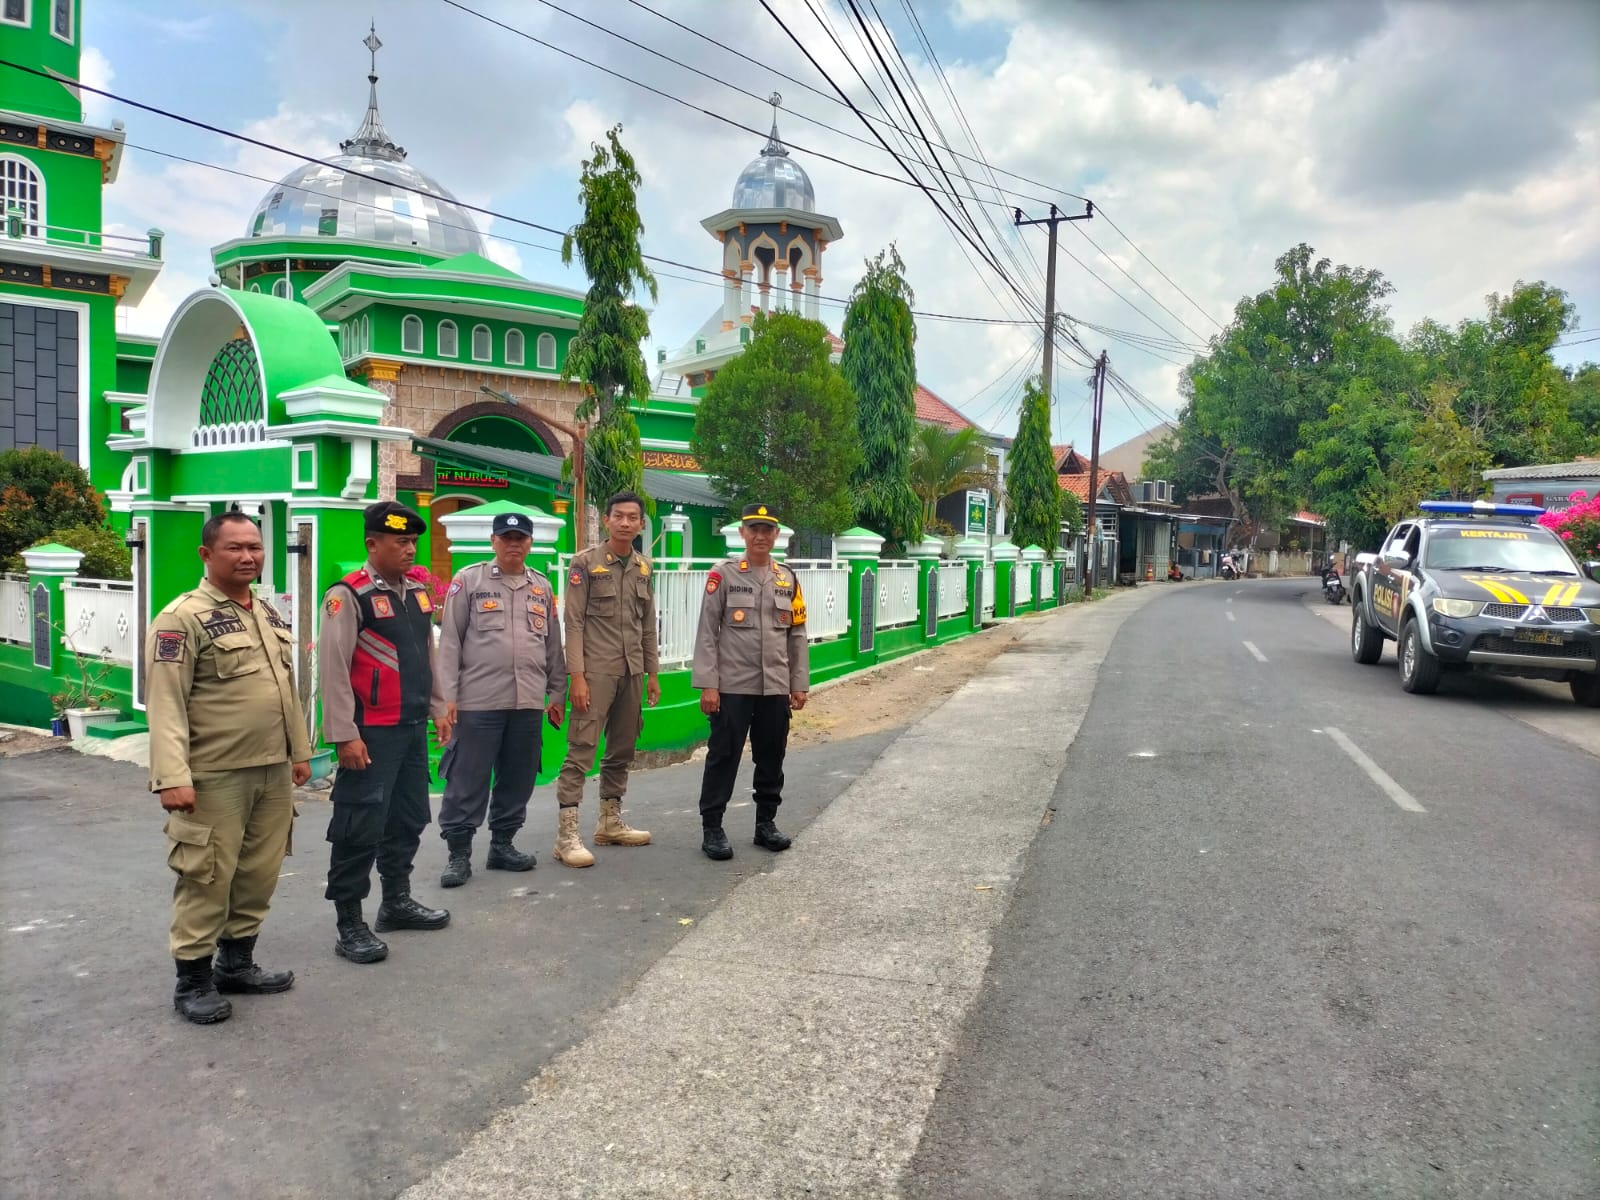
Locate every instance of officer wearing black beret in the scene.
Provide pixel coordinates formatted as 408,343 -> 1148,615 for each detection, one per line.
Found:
317,500 -> 451,964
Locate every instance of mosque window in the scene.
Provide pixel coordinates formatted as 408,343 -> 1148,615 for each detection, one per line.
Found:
402,314 -> 423,353
194,337 -> 266,445
505,329 -> 524,365
249,283 -> 261,293
438,320 -> 459,358
0,1 -> 27,29
0,156 -> 43,237
536,332 -> 557,370
271,278 -> 292,299
52,0 -> 71,41
471,324 -> 491,362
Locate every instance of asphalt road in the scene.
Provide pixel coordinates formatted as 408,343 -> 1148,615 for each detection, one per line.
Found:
0,732 -> 892,1200
903,578 -> 1599,1200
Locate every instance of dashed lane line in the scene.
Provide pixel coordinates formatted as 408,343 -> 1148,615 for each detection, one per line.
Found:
1243,640 -> 1268,662
1324,726 -> 1427,813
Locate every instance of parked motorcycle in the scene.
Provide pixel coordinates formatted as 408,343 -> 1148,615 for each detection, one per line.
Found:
1322,568 -> 1345,605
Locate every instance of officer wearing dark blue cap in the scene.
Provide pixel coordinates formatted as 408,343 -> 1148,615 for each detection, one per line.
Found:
432,509 -> 567,887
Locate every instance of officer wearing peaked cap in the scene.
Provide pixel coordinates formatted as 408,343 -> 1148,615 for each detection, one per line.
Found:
318,500 -> 451,965
692,503 -> 809,861
432,511 -> 567,887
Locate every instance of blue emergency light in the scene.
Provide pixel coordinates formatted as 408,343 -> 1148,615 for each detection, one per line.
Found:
1418,500 -> 1546,518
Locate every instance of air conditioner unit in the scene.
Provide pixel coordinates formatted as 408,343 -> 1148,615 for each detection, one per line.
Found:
1141,481 -> 1156,503
1156,480 -> 1171,503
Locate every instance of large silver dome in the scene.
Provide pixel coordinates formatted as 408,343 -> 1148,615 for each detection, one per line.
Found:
245,32 -> 486,257
732,119 -> 815,213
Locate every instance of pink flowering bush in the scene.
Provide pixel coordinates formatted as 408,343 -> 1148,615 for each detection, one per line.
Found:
1537,491 -> 1600,560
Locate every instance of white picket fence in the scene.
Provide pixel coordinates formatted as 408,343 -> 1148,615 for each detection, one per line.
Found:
0,574 -> 28,645
1015,563 -> 1034,605
785,560 -> 851,643
1040,562 -> 1058,601
645,559 -> 853,667
61,578 -> 137,663
937,567 -> 968,619
875,562 -> 920,629
981,564 -> 996,617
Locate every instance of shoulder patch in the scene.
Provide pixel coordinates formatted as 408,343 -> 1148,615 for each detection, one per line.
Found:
325,595 -> 343,617
569,566 -> 584,587
155,630 -> 186,663
706,571 -> 721,595
447,580 -> 463,597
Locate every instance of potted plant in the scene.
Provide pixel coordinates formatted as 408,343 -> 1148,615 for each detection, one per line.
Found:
51,650 -> 119,740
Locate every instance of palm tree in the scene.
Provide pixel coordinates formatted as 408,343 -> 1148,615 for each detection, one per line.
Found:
909,424 -> 995,530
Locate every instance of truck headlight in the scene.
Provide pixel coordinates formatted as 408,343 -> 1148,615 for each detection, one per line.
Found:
1431,598 -> 1482,618
1586,609 -> 1600,625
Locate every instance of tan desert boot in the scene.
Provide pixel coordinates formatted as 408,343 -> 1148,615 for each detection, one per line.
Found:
553,806 -> 595,868
594,797 -> 651,846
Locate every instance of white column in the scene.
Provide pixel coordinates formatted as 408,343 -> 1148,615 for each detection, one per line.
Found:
773,262 -> 788,312
740,262 -> 753,316
722,269 -> 739,330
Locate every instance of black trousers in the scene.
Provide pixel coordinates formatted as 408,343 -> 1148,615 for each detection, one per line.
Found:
324,723 -> 432,903
437,708 -> 542,839
697,693 -> 791,828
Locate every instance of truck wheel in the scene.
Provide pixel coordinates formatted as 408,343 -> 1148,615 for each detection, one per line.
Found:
1572,672 -> 1600,708
1351,602 -> 1383,665
1399,618 -> 1441,694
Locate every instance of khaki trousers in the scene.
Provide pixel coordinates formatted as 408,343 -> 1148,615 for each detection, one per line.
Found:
164,762 -> 294,960
556,673 -> 643,805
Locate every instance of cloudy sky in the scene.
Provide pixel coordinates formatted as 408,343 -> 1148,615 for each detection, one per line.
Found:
81,0 -> 1600,453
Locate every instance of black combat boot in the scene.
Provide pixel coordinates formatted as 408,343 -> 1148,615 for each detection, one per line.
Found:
333,900 -> 389,964
701,826 -> 733,861
753,799 -> 791,852
440,831 -> 474,888
374,879 -> 451,932
213,935 -> 295,994
485,831 -> 535,872
173,956 -> 232,1024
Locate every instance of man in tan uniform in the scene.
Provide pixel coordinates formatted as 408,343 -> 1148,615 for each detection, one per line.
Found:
147,512 -> 312,1025
554,490 -> 659,866
691,503 -> 809,861
433,511 -> 567,887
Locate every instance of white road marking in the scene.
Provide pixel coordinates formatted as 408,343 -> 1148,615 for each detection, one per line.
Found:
1243,640 -> 1268,662
1227,612 -> 1236,622
1324,727 -> 1426,813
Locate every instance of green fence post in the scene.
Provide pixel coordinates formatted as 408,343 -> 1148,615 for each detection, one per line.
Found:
835,527 -> 885,668
906,534 -> 943,644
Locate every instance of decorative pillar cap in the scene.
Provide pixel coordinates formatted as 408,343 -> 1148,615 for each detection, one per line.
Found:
991,540 -> 1021,562
22,544 -> 85,574
952,537 -> 988,561
833,527 -> 885,558
440,500 -> 562,546
1020,545 -> 1047,562
660,509 -> 690,532
905,534 -> 944,560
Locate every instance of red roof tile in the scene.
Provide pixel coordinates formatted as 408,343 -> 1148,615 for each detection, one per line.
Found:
1060,475 -> 1093,499
914,384 -> 975,431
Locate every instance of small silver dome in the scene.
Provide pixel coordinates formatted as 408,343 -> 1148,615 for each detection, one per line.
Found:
732,119 -> 815,212
246,154 -> 486,256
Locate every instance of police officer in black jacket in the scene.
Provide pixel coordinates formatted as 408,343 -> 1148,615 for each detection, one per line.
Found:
318,502 -> 452,964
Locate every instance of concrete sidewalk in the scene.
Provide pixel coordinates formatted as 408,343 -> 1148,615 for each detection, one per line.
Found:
401,587 -> 1158,1200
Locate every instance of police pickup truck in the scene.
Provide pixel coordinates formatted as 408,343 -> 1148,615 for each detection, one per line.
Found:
1348,501 -> 1600,706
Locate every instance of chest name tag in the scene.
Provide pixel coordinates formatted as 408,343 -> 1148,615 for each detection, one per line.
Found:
199,609 -> 247,639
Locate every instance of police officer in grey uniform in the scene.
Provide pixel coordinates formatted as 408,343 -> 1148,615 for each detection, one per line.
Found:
434,512 -> 567,886
692,503 -> 810,861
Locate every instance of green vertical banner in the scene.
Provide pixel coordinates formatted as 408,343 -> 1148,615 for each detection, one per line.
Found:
964,490 -> 990,537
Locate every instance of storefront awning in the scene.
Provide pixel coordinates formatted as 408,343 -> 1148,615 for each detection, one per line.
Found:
412,437 -> 729,511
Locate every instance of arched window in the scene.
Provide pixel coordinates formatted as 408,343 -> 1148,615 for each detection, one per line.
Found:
0,155 -> 44,237
471,324 -> 492,362
536,332 -> 557,370
271,278 -> 292,299
505,329 -> 525,365
340,323 -> 350,358
249,282 -> 261,293
360,314 -> 370,354
438,320 -> 459,358
401,314 -> 423,353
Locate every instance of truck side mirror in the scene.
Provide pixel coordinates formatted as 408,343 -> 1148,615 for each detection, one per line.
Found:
1382,549 -> 1412,570
1586,561 -> 1600,583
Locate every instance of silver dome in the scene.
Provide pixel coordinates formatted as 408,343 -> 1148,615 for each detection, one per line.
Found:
245,31 -> 486,257
732,120 -> 815,213
245,154 -> 486,256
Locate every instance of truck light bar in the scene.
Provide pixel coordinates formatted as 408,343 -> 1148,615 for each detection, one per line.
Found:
1419,500 -> 1545,519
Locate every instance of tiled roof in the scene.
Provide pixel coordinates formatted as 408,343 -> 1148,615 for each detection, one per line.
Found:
1060,474 -> 1093,499
914,384 -> 975,431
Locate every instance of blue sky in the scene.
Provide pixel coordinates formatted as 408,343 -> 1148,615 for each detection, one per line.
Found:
79,0 -> 1600,456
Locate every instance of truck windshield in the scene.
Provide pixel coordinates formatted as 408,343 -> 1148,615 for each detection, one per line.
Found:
1424,526 -> 1579,574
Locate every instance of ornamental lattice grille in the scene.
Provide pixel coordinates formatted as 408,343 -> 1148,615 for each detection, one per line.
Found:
193,337 -> 267,446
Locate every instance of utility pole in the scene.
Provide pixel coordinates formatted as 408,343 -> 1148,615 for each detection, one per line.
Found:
1086,351 -> 1107,590
1012,202 -> 1093,402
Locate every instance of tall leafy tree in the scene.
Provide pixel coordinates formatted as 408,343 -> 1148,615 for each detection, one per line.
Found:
692,312 -> 860,533
840,246 -> 922,550
0,447 -> 106,568
1005,376 -> 1063,553
909,424 -> 993,532
561,125 -> 655,519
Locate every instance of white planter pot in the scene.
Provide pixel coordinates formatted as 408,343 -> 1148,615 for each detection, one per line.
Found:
64,708 -> 117,740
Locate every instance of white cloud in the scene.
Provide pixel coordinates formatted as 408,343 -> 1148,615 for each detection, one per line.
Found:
79,46 -> 114,126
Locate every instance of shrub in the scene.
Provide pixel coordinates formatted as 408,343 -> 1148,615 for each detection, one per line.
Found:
0,448 -> 105,565
1537,491 -> 1600,561
31,524 -> 131,581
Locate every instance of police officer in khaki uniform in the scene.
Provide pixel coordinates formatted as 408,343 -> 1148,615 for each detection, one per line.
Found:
319,501 -> 451,965
147,512 -> 312,1025
691,503 -> 810,861
554,490 -> 660,867
433,511 -> 567,887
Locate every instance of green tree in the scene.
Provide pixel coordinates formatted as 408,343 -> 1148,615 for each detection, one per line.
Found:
1566,363 -> 1600,452
1005,376 -> 1063,553
692,312 -> 859,533
840,245 -> 922,550
0,447 -> 106,567
1059,488 -> 1084,540
32,524 -> 131,580
909,423 -> 993,532
561,125 -> 655,517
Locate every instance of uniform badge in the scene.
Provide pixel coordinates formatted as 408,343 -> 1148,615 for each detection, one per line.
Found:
325,595 -> 343,617
447,580 -> 463,597
385,513 -> 408,531
777,611 -> 792,626
533,586 -> 546,597
706,571 -> 721,595
591,565 -> 611,575
569,567 -> 584,586
639,563 -> 650,577
372,595 -> 394,619
479,598 -> 501,612
533,616 -> 547,633
416,593 -> 433,614
792,597 -> 808,626
155,631 -> 186,663
738,560 -> 749,571
733,609 -> 747,623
